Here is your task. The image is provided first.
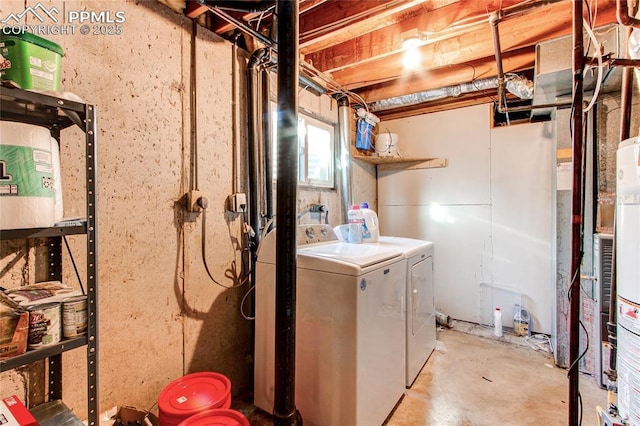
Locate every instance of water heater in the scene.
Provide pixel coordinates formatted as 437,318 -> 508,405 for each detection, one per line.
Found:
616,137 -> 640,424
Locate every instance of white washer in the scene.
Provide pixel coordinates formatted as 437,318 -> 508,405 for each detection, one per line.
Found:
254,224 -> 406,426
378,236 -> 436,387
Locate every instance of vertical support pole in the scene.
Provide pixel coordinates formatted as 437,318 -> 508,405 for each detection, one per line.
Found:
85,103 -> 99,426
568,1 -> 584,424
274,1 -> 300,425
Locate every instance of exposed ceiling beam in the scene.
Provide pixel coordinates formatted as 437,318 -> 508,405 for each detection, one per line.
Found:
326,0 -> 618,90
355,46 -> 535,102
299,0 -> 451,50
303,0 -> 528,70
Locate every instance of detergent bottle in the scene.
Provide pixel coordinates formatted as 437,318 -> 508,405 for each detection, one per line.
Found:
348,205 -> 364,244
359,202 -> 380,243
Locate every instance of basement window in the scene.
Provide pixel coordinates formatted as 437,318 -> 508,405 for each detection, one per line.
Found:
272,111 -> 335,189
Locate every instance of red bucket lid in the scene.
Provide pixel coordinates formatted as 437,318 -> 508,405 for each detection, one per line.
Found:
158,372 -> 231,418
176,409 -> 250,426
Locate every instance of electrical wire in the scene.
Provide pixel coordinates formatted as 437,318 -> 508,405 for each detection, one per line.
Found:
524,333 -> 553,353
583,18 -> 603,113
200,207 -> 248,289
240,285 -> 255,320
567,320 -> 590,374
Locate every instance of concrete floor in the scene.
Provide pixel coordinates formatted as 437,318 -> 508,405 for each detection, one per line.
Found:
238,325 -> 607,425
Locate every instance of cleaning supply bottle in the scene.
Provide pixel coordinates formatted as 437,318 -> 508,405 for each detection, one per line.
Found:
359,202 -> 380,243
494,307 -> 503,337
348,205 -> 364,244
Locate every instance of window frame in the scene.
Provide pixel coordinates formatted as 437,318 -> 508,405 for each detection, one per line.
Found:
271,105 -> 337,189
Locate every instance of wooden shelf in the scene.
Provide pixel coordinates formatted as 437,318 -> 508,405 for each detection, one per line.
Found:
353,155 -> 447,170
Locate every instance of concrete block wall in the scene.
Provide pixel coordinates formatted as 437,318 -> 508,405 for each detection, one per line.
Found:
0,0 -> 375,418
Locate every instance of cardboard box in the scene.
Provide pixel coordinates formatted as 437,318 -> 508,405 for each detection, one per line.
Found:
0,395 -> 38,426
0,309 -> 29,360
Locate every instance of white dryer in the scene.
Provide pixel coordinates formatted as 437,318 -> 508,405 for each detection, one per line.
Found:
378,236 -> 436,387
254,224 -> 406,426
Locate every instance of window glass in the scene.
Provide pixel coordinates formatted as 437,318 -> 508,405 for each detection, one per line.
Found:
271,110 -> 335,188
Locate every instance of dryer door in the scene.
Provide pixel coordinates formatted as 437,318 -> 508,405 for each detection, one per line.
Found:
410,256 -> 433,335
407,253 -> 436,386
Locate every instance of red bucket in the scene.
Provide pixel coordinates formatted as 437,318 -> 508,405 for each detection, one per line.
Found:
158,372 -> 232,426
177,409 -> 249,426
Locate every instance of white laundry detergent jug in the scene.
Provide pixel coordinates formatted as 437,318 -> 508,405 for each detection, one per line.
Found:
359,202 -> 379,243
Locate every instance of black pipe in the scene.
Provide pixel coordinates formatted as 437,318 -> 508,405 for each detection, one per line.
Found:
568,1 -> 584,424
262,69 -> 274,223
274,1 -> 300,425
247,48 -> 270,262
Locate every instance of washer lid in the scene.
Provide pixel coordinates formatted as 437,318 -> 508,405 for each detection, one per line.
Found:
298,241 -> 402,268
378,236 -> 434,258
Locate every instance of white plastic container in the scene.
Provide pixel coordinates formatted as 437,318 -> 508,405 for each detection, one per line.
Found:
0,121 -> 59,229
493,307 -> 503,337
359,202 -> 380,243
347,205 -> 364,244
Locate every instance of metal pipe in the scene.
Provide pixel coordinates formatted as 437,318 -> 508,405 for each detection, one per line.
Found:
205,2 -> 273,46
247,48 -> 270,262
190,19 -> 198,191
232,34 -> 242,194
489,12 -> 509,115
620,34 -> 635,142
274,0 -> 300,424
203,3 -> 328,96
568,1 -> 585,424
617,0 -> 640,29
336,94 -> 352,223
262,69 -> 274,223
489,11 -> 573,114
586,57 -> 640,67
499,0 -> 566,21
203,0 -> 275,13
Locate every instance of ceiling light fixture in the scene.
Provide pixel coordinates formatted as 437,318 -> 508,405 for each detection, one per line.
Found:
400,29 -> 425,69
400,28 -> 426,49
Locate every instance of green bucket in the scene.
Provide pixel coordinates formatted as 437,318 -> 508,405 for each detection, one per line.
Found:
0,32 -> 63,90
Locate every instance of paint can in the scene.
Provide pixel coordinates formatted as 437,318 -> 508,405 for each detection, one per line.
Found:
177,409 -> 249,426
62,295 -> 87,338
158,372 -> 232,426
27,302 -> 61,349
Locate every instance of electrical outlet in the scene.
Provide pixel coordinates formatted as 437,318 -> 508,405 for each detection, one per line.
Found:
187,190 -> 205,212
227,192 -> 247,213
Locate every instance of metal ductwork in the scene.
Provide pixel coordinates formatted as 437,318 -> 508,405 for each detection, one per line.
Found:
530,23 -> 623,116
336,95 -> 353,223
368,75 -> 533,112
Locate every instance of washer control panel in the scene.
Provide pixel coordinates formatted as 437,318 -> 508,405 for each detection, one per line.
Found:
298,224 -> 337,245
